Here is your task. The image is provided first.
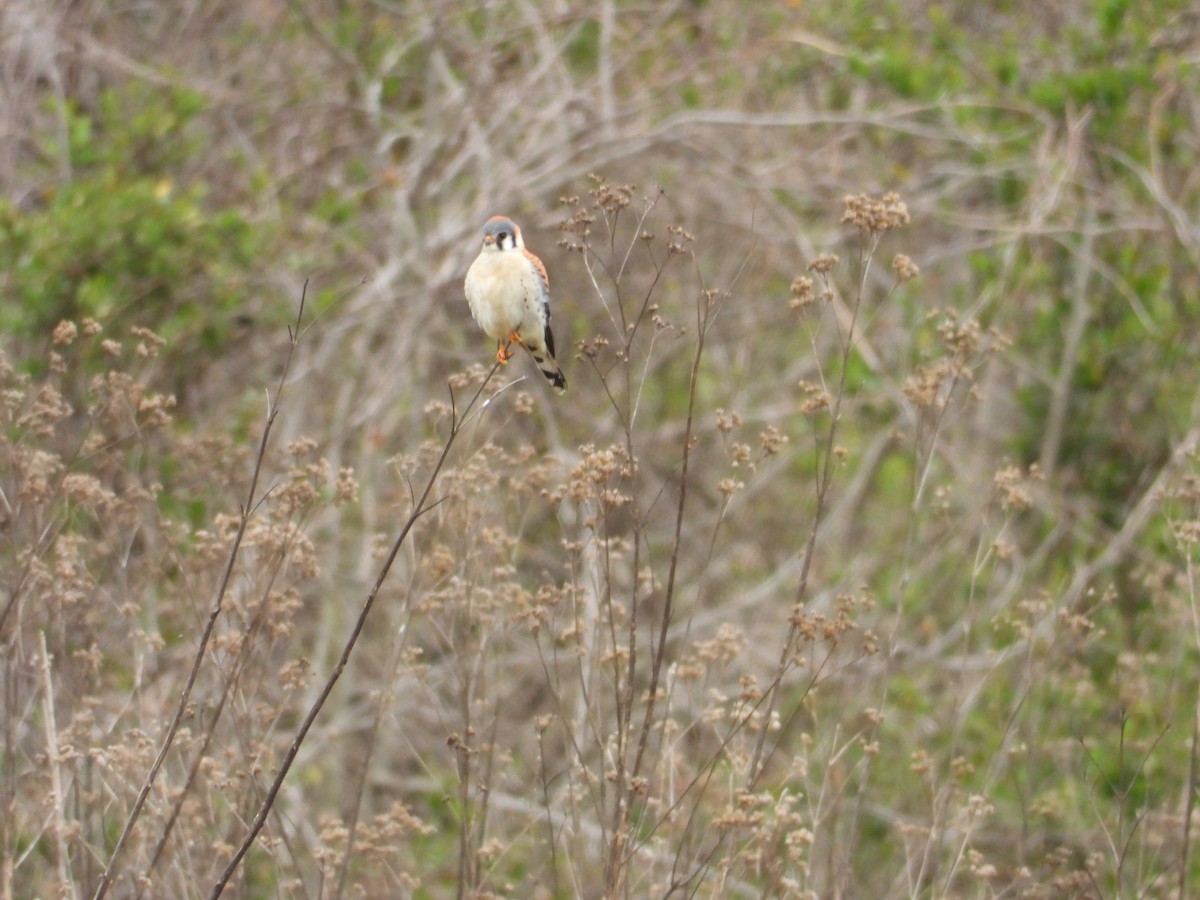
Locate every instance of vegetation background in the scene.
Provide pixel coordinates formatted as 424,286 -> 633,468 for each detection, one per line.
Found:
3,0 -> 1200,897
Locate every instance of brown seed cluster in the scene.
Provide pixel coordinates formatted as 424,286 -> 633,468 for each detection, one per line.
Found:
892,253 -> 920,282
841,191 -> 910,233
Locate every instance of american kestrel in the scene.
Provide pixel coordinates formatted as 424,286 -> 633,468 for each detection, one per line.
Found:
464,215 -> 567,394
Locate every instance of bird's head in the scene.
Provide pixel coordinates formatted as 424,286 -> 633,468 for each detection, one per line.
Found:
480,215 -> 523,253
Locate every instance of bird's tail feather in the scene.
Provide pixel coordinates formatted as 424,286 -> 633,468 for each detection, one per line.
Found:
523,343 -> 567,394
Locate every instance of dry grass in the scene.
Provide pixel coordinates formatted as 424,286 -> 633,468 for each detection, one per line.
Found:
4,1 -> 1200,898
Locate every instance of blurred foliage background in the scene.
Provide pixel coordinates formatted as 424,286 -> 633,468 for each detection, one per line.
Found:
3,0 -> 1200,897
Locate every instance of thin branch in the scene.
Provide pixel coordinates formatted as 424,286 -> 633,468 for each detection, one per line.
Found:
630,262 -> 718,789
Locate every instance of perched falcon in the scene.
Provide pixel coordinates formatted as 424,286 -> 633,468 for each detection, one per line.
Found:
464,215 -> 567,394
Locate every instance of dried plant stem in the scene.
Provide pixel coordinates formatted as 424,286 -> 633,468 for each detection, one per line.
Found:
208,360 -> 502,897
1183,693 -> 1199,898
454,726 -> 476,898
91,291 -> 309,900
535,721 -> 562,897
1181,517 -> 1200,898
2,653 -> 13,900
39,632 -> 72,897
606,279 -> 718,896
747,236 -> 873,787
332,620 -> 412,900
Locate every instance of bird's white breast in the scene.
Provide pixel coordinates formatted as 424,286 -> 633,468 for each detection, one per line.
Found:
465,251 -> 540,342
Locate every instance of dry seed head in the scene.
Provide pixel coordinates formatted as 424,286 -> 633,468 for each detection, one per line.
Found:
936,311 -> 983,356
759,424 -> 788,457
423,399 -> 451,419
136,391 -> 176,428
910,749 -> 933,774
789,275 -> 816,309
967,793 -> 994,818
588,174 -> 634,213
903,362 -> 954,410
892,253 -> 920,282
666,223 -> 693,254
1174,520 -> 1200,547
798,380 -> 831,415
53,320 -> 78,345
807,253 -> 838,275
334,467 -> 359,505
62,473 -> 116,511
287,437 -> 318,458
994,465 -> 1033,511
738,673 -> 762,702
19,383 -> 72,436
2,388 -> 24,412
715,408 -> 742,434
130,325 -> 165,348
842,191 -> 910,233
951,755 -> 975,779
557,203 -> 595,251
693,623 -> 745,664
577,335 -> 609,360
717,477 -> 744,497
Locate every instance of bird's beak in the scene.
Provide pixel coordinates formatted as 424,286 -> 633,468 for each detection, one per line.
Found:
483,235 -> 495,245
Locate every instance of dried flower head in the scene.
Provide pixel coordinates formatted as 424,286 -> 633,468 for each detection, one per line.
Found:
53,320 -> 78,345
717,477 -> 744,497
798,380 -> 831,415
715,408 -> 742,434
892,253 -> 920,282
807,253 -> 839,275
759,425 -> 788,457
557,200 -> 596,253
842,191 -> 910,233
789,276 -> 815,309
589,173 -> 635,213
666,223 -> 694,255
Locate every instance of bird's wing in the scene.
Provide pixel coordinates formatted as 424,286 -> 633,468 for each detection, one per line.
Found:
523,248 -> 550,293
